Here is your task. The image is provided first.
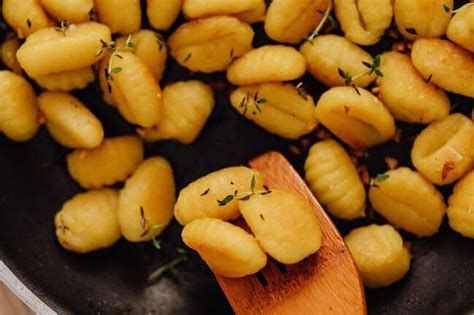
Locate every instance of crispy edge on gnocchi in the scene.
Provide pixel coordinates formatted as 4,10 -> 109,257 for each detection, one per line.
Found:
345,224 -> 410,288
229,83 -> 318,139
411,114 -> 474,185
54,189 -> 121,254
66,136 -> 144,189
183,0 -> 260,19
147,0 -> 183,31
118,157 -> 175,242
447,171 -> 474,238
304,139 -> 366,220
2,0 -> 51,39
447,4 -> 474,53
1,37 -> 22,74
39,0 -> 94,23
34,67 -> 95,91
94,0 -> 141,35
368,167 -> 446,237
182,217 -> 267,278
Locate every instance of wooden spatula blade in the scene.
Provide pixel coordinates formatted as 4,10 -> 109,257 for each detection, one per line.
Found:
215,151 -> 366,315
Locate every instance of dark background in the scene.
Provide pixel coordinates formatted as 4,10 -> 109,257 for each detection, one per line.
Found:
1,0 -> 474,314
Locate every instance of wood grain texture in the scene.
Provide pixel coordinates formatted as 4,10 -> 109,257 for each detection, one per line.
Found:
0,282 -> 34,315
215,151 -> 366,315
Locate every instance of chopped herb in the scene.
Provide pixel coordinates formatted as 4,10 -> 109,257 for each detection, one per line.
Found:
55,19 -> 70,36
260,214 -> 265,220
405,28 -> 418,35
230,181 -> 234,185
443,4 -> 451,12
110,67 -> 122,73
200,188 -> 210,196
88,8 -> 96,21
155,33 -> 165,51
370,173 -> 390,187
424,74 -> 433,83
26,19 -> 32,29
362,55 -> 383,77
240,92 -> 267,115
58,216 -> 69,233
176,247 -> 187,255
238,195 -> 251,201
152,238 -> 161,250
296,82 -> 309,101
250,175 -> 256,192
148,251 -> 188,283
338,68 -> 353,85
217,193 -> 235,206
307,4 -> 333,42
184,53 -> 192,63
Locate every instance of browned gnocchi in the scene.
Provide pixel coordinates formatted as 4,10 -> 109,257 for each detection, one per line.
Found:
34,67 -> 95,91
183,0 -> 261,19
1,37 -> 22,74
2,0 -> 51,38
94,0 -> 141,35
39,0 -> 94,23
447,171 -> 474,238
234,0 -> 266,24
147,0 -> 183,31
446,4 -> 474,53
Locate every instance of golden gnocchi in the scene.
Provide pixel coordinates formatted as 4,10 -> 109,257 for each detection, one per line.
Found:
315,87 -> 395,149
446,4 -> 474,53
369,167 -> 446,237
137,80 -> 215,144
411,114 -> 474,185
2,0 -> 51,38
411,38 -> 474,98
227,45 -> 306,85
174,166 -> 265,226
377,51 -> 450,124
447,171 -> 474,238
182,217 -> 267,278
67,136 -> 144,189
239,190 -> 321,264
94,0 -> 141,35
229,83 -> 318,139
300,35 -> 375,88
264,0 -> 330,44
168,16 -> 254,73
39,0 -> 94,23
34,67 -> 95,91
54,189 -> 121,254
345,225 -> 410,288
304,139 -> 366,220
334,0 -> 393,45
147,0 -> 183,31
1,37 -> 22,74
183,0 -> 260,19
118,157 -> 175,242
0,70 -> 40,142
38,92 -> 104,149
234,0 -> 266,24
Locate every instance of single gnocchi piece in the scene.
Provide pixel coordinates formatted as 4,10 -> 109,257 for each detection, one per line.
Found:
108,52 -> 163,128
447,4 -> 474,53
38,92 -> 104,149
94,0 -> 141,35
227,45 -> 306,85
147,0 -> 183,31
182,217 -> 267,278
264,0 -> 330,44
234,0 -> 266,24
345,225 -> 410,288
447,171 -> 474,238
2,0 -> 51,38
229,83 -> 318,139
411,38 -> 474,98
118,157 -> 175,242
174,166 -> 265,225
377,51 -> 450,124
300,35 -> 375,88
137,80 -> 215,144
1,37 -> 22,74
34,67 -> 95,91
54,189 -> 121,254
334,0 -> 393,45
67,136 -> 144,189
183,0 -> 260,19
394,0 -> 453,40
304,139 -> 366,220
411,114 -> 474,185
369,167 -> 446,237
239,190 -> 322,264
16,22 -> 112,78
315,87 -> 395,149
0,71 -> 40,142
116,30 -> 168,82
168,16 -> 254,73
39,0 -> 94,23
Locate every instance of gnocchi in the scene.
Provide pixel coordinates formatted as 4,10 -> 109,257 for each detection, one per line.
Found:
394,0 -> 453,40
118,157 -> 175,242
300,35 -> 375,88
345,225 -> 410,288
334,0 -> 393,45
2,0 -> 51,39
16,22 -> 112,78
137,80 -> 215,144
1,37 -> 22,74
168,16 -> 254,73
183,0 -> 261,19
0,71 -> 40,142
234,0 -> 266,24
447,171 -> 474,238
315,87 -> 395,149
98,58 -> 115,106
446,4 -> 474,53
369,167 -> 446,237
38,92 -> 104,149
304,139 -> 366,220
229,83 -> 318,139
227,45 -> 306,85
54,189 -> 121,254
174,166 -> 265,225
34,67 -> 95,91
94,0 -> 141,35
67,136 -> 144,189
40,0 -> 94,23
411,114 -> 474,185
264,0 -> 330,44
182,217 -> 267,278
147,0 -> 183,31
377,51 -> 450,124
411,38 -> 474,98
239,190 -> 322,264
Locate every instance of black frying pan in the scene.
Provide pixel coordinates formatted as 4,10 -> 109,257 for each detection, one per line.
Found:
1,1 -> 474,314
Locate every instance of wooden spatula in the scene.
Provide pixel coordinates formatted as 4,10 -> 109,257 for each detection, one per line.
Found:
215,151 -> 366,315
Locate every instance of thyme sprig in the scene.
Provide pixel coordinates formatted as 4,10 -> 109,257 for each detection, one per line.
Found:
148,248 -> 188,283
240,92 -> 268,115
370,173 -> 390,187
55,19 -> 70,36
217,175 -> 271,206
296,82 -> 309,101
306,4 -> 335,43
338,55 -> 383,95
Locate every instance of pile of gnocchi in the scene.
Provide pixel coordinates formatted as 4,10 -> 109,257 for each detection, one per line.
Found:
0,0 -> 473,295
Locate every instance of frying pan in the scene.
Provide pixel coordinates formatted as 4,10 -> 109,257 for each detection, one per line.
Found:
1,1 -> 474,313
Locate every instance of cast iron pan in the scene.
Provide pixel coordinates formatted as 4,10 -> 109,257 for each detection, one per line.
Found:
1,1 -> 474,314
